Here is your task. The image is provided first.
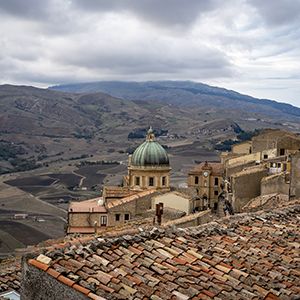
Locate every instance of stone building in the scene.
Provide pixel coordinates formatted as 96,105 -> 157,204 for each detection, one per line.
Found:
221,129 -> 300,212
251,129 -> 300,156
124,127 -> 171,191
67,188 -> 159,233
67,128 -> 177,233
187,161 -> 224,210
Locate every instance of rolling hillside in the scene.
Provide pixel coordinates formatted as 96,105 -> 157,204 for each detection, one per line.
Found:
0,83 -> 299,173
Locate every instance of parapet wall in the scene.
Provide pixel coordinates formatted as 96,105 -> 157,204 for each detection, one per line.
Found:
261,173 -> 289,196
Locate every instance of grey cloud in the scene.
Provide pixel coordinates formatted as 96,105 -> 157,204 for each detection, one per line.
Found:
248,0 -> 300,26
71,0 -> 220,27
54,37 -> 233,78
0,0 -> 299,105
0,0 -> 51,19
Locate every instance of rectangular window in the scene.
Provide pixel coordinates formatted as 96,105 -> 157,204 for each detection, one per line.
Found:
263,154 -> 268,159
135,176 -> 140,186
124,213 -> 130,221
115,214 -> 120,221
194,176 -> 199,185
149,177 -> 154,186
214,190 -> 219,196
162,176 -> 166,186
100,215 -> 107,226
214,177 -> 219,186
280,148 -> 285,156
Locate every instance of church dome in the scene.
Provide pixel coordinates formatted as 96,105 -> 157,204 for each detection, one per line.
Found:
131,128 -> 169,167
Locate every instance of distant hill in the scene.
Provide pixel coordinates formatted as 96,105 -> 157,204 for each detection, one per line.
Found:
50,80 -> 300,119
0,83 -> 299,173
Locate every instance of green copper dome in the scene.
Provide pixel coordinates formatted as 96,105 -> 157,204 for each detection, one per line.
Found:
131,128 -> 169,167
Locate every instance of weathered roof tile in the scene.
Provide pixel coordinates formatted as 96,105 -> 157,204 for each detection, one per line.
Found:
20,203 -> 300,299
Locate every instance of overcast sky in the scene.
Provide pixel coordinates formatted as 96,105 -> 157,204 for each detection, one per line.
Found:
0,0 -> 299,106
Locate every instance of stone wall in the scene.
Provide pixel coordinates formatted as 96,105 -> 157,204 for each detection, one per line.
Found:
261,173 -> 289,196
226,152 -> 260,168
232,141 -> 252,155
290,152 -> 300,199
107,193 -> 155,226
69,212 -> 107,227
232,167 -> 268,212
162,210 -> 211,228
252,131 -> 282,153
152,192 -> 191,214
226,161 -> 257,177
21,259 -> 87,300
277,136 -> 300,155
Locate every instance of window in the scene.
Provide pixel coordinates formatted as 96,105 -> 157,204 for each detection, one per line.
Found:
214,177 -> 219,186
263,154 -> 268,159
115,214 -> 120,221
280,148 -> 285,156
162,176 -> 166,186
135,176 -> 140,186
124,213 -> 130,221
100,215 -> 107,226
214,190 -> 219,196
204,180 -> 207,187
149,177 -> 154,186
194,176 -> 199,185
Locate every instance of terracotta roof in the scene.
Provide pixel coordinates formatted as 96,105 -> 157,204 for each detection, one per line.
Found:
26,203 -> 300,299
106,189 -> 157,210
0,259 -> 21,293
103,186 -> 136,199
189,162 -> 224,176
69,198 -> 107,213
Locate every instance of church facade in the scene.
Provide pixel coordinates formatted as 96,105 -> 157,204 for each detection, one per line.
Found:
124,127 -> 171,191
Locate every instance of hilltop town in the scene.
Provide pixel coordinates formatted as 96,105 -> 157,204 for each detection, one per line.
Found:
1,0 -> 300,298
1,127 -> 300,299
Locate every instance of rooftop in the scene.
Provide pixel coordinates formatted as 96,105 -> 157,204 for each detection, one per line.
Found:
106,189 -> 157,210
24,203 -> 300,299
0,258 -> 21,294
69,198 -> 107,213
102,186 -> 136,199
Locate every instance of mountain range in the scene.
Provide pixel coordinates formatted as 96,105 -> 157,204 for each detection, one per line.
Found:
0,81 -> 299,173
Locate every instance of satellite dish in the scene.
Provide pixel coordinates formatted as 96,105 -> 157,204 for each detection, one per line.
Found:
98,198 -> 104,206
